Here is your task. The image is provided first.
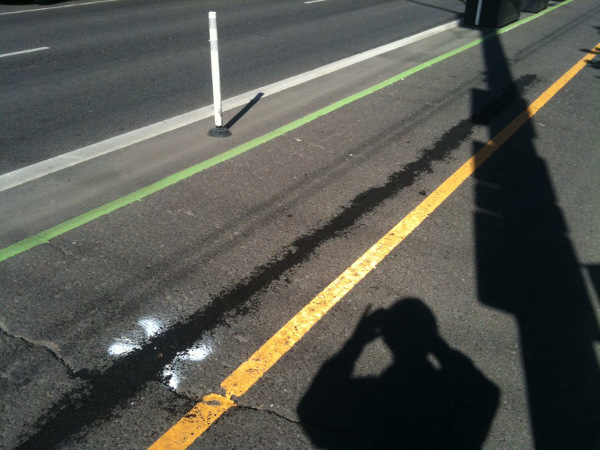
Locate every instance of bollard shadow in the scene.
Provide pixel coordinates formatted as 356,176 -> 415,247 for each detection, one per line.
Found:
224,92 -> 264,131
298,298 -> 500,448
472,30 -> 600,448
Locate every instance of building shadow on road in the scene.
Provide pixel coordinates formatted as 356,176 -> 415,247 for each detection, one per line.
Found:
298,298 -> 500,449
472,30 -> 600,448
298,26 -> 600,449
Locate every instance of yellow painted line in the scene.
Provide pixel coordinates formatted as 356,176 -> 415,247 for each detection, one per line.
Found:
149,44 -> 600,449
148,394 -> 234,449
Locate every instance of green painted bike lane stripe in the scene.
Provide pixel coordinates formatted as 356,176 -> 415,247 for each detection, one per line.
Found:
0,0 -> 576,263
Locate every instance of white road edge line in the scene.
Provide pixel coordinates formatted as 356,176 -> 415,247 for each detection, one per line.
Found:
305,0 -> 327,4
0,47 -> 50,58
0,20 -> 461,193
0,0 -> 117,16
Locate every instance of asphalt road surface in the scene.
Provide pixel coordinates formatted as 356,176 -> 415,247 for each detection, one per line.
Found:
0,0 -> 463,173
1,0 -> 599,448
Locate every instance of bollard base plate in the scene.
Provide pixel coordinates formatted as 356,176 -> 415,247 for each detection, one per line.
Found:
208,126 -> 232,138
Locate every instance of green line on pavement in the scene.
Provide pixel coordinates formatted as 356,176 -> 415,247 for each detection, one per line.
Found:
0,0 -> 576,263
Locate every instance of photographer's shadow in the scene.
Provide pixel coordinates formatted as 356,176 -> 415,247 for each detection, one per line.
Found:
298,298 -> 500,449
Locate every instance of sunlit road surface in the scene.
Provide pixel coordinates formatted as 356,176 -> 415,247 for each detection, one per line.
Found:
0,0 -> 462,174
1,0 -> 599,448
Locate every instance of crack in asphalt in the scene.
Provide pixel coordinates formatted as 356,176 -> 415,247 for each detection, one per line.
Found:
0,326 -> 76,378
236,403 -> 301,424
16,74 -> 538,449
47,241 -> 78,259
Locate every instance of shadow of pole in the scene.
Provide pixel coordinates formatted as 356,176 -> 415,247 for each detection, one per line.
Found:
472,29 -> 600,448
224,92 -> 264,131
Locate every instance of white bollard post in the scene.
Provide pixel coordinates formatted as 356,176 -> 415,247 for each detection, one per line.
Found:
208,11 -> 231,137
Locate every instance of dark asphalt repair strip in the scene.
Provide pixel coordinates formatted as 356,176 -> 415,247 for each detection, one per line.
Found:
16,74 -> 539,448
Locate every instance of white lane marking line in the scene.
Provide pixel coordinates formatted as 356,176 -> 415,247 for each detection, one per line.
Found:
0,20 -> 460,192
0,0 -> 117,16
0,47 -> 49,58
305,0 -> 327,4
